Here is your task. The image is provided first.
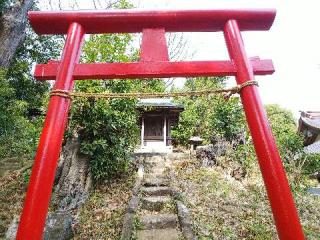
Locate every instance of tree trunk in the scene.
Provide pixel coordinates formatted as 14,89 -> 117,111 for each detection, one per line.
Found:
0,0 -> 34,68
6,134 -> 92,239
52,134 -> 92,211
41,134 -> 92,239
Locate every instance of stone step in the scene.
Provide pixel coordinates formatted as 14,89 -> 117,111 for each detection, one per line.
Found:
144,173 -> 166,179
144,156 -> 164,162
141,196 -> 172,211
146,156 -> 165,161
140,214 -> 178,230
141,186 -> 172,196
144,166 -> 166,174
143,177 -> 169,187
144,158 -> 164,162
166,152 -> 190,161
137,228 -> 179,240
144,164 -> 165,170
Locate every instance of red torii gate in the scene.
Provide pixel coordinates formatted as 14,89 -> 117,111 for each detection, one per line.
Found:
17,9 -> 305,239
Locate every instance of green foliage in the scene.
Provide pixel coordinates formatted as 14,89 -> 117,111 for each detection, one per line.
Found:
233,140 -> 256,170
172,83 -> 310,174
171,77 -> 245,145
71,29 -> 164,181
298,153 -> 320,175
234,104 -> 307,172
72,95 -> 139,181
0,68 -> 33,157
0,23 -> 62,159
210,96 -> 245,141
265,104 -> 304,161
7,26 -> 63,113
233,105 -> 304,170
65,0 -> 168,182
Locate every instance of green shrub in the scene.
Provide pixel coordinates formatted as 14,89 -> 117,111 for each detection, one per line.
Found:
70,19 -> 165,181
210,96 -> 245,141
0,17 -> 61,160
299,153 -> 320,175
265,104 -> 304,162
72,97 -> 139,181
172,77 -> 245,145
0,69 -> 43,158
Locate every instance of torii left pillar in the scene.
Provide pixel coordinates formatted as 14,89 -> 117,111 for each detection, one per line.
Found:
16,22 -> 84,239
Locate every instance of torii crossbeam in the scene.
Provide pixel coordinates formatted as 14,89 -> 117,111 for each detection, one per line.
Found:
17,9 -> 305,240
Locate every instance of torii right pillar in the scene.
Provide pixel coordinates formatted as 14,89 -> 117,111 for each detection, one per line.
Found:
224,19 -> 305,239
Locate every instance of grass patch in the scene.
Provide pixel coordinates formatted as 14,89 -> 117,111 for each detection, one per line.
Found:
170,157 -> 320,239
0,162 -> 32,238
131,215 -> 142,240
74,167 -> 136,239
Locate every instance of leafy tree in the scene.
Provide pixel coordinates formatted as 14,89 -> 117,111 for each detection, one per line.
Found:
0,69 -> 35,157
70,31 -> 165,181
0,24 -> 62,158
171,77 -> 245,145
8,26 -> 63,115
172,81 -> 311,174
210,96 -> 245,141
265,104 -> 304,161
234,104 -> 306,171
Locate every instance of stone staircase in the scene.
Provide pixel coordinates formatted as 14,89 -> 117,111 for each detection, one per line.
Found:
121,153 -> 196,240
136,155 -> 180,240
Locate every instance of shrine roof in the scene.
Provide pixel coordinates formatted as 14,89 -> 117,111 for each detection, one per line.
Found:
137,98 -> 184,111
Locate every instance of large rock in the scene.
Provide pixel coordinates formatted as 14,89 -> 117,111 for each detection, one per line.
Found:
6,135 -> 93,239
196,137 -> 229,167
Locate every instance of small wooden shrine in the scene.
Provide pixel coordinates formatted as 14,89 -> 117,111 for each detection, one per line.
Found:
136,99 -> 184,152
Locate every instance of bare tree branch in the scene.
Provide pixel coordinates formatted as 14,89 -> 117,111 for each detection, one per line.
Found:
48,0 -> 54,10
92,0 -> 98,9
58,0 -> 62,10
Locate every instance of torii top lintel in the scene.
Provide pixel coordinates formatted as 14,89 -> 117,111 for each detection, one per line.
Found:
30,9 -> 276,81
28,9 -> 276,35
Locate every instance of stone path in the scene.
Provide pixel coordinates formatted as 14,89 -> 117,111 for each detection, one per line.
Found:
136,155 -> 180,240
121,153 -> 196,240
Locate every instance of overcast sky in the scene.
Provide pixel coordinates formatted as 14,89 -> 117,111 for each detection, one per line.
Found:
39,0 -> 320,117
